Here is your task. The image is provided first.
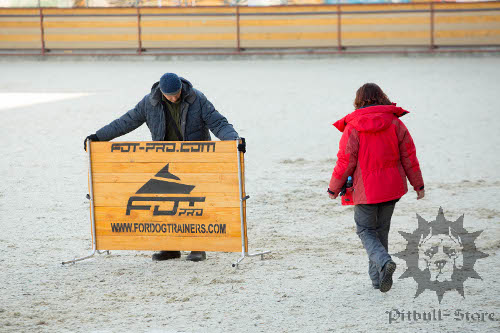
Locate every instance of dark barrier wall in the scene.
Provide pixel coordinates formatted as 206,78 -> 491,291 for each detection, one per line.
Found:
0,2 -> 499,53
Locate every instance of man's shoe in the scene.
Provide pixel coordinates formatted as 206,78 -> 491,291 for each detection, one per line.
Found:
380,260 -> 396,293
186,251 -> 206,262
372,283 -> 380,290
152,251 -> 181,261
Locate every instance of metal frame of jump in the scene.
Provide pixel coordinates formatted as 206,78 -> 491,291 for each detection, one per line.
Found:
62,138 -> 270,267
62,139 -> 109,265
233,139 -> 270,268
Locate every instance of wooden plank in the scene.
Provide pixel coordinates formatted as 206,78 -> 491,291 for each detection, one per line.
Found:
240,151 -> 248,252
0,9 -> 39,15
341,4 -> 430,12
240,6 -> 338,14
93,172 -> 238,184
96,221 -> 240,238
96,235 -> 241,252
44,34 -> 137,42
241,31 -> 338,41
141,18 -> 236,28
435,14 -> 500,25
43,8 -> 137,15
91,152 -> 237,163
141,33 -> 235,42
140,7 -> 235,15
342,15 -> 430,26
0,34 -> 40,42
44,21 -> 137,29
240,17 -> 338,27
93,192 -> 240,207
90,141 -> 237,153
435,29 -> 500,39
342,30 -> 429,39
91,162 -> 239,174
141,40 -> 237,48
141,26 -> 236,34
0,21 -> 40,28
94,181 -> 238,197
435,3 -> 500,10
45,41 -> 139,49
95,206 -> 240,223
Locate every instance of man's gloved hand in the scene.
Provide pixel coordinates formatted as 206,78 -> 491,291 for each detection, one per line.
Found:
237,137 -> 246,153
84,134 -> 99,151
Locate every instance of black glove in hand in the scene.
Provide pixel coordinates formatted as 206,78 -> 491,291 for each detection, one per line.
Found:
84,134 -> 99,151
237,137 -> 246,153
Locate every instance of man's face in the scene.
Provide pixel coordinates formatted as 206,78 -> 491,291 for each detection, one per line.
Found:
163,91 -> 181,103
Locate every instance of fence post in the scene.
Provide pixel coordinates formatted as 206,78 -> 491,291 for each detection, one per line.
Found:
137,6 -> 143,55
430,2 -> 435,50
337,3 -> 342,52
39,7 -> 46,55
236,6 -> 241,52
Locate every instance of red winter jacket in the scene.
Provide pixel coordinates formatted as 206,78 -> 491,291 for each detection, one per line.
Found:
329,104 -> 424,205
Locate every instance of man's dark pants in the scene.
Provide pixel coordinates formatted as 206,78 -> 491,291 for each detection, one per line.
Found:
354,200 -> 397,286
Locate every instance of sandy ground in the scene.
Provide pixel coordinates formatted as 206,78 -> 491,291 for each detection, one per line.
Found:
0,56 -> 499,332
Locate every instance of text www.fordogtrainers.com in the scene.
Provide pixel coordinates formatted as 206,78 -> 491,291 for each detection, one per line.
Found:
110,222 -> 227,234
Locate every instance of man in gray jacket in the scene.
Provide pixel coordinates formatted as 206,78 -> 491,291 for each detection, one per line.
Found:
84,73 -> 239,262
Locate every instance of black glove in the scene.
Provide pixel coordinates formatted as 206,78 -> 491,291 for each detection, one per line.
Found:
237,137 -> 246,153
84,134 -> 99,151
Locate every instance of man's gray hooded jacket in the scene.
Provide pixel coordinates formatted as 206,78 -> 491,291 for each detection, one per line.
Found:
96,78 -> 239,142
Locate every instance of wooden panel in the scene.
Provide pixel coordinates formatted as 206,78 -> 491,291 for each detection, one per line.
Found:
341,4 -> 430,13
90,141 -> 243,252
2,4 -> 499,51
240,6 -> 337,14
93,172 -> 238,184
141,15 -> 236,48
0,16 -> 41,49
43,14 -> 139,49
95,206 -> 240,223
90,140 -> 237,153
341,12 -> 430,46
140,7 -> 235,15
94,181 -> 238,195
0,9 -> 39,15
96,235 -> 241,252
93,192 -> 240,207
43,8 -> 137,15
92,162 -> 239,174
435,11 -> 500,46
96,221 -> 240,238
240,14 -> 337,48
435,3 -> 500,11
91,152 -> 237,163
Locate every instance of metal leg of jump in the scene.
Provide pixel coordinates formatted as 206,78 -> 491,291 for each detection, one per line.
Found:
62,139 -> 109,265
232,139 -> 271,268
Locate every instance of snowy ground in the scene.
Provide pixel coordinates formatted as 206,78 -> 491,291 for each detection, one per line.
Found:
0,56 -> 499,332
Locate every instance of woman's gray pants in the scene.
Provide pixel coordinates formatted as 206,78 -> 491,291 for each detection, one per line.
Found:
354,201 -> 397,286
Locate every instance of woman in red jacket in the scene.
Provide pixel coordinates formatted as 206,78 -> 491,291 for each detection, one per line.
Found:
328,83 -> 425,293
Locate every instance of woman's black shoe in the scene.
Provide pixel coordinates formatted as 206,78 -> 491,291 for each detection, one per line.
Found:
380,260 -> 396,293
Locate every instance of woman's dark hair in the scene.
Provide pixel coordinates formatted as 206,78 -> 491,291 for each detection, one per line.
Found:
354,83 -> 392,109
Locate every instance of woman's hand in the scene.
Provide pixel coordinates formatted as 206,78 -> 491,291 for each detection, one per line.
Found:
417,190 -> 425,200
